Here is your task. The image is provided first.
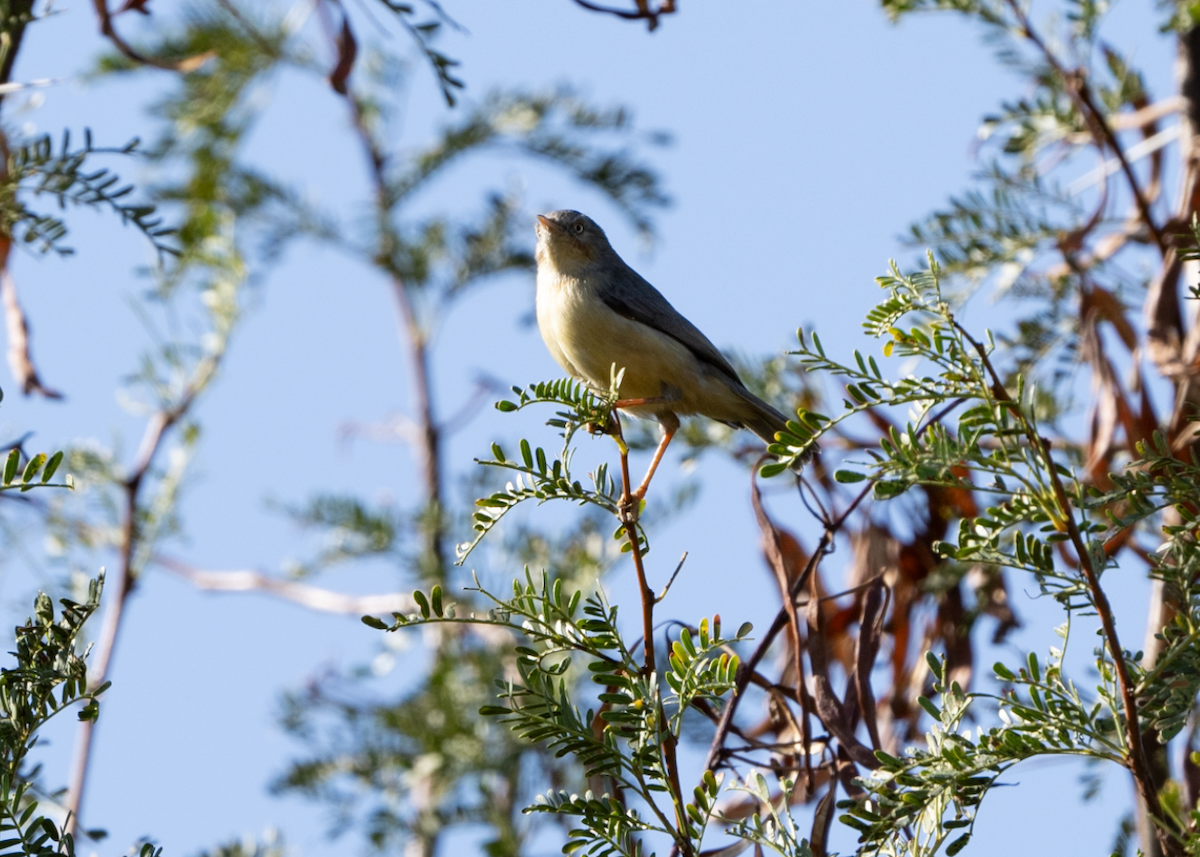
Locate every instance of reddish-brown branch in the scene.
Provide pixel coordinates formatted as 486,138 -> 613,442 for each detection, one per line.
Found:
700,482 -> 871,778
957,320 -> 1178,856
609,420 -> 691,856
91,0 -> 213,71
570,0 -> 676,31
612,418 -> 656,673
700,494 -> 868,782
699,540 -> 825,775
751,472 -> 814,794
1042,448 -> 1173,850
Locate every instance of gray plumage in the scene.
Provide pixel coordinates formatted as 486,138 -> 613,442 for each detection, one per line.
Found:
533,209 -> 813,488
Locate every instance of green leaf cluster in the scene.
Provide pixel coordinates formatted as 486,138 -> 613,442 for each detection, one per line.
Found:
366,569 -> 750,856
0,576 -> 122,857
1,131 -> 174,257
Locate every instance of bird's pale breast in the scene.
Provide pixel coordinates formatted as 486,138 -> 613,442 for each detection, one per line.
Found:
536,268 -> 742,421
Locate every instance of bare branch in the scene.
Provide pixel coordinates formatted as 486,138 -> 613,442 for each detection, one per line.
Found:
570,0 -> 677,31
751,471 -> 813,793
0,258 -> 62,399
156,555 -> 416,614
90,0 -> 214,71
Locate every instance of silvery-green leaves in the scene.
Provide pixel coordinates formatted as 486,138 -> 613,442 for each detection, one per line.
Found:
721,773 -> 814,857
846,641 -> 1137,857
364,569 -> 749,856
0,575 -> 111,857
458,378 -> 635,564
1082,433 -> 1200,745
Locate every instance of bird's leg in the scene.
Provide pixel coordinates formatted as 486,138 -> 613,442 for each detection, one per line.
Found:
633,420 -> 677,500
612,394 -> 673,409
612,390 -> 681,505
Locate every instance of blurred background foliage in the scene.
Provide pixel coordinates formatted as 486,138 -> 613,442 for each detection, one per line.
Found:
0,1 -> 1196,856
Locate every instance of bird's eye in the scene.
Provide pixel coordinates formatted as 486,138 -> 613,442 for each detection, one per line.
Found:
572,222 -> 585,235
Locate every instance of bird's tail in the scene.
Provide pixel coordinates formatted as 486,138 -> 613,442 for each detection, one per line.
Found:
737,389 -> 818,468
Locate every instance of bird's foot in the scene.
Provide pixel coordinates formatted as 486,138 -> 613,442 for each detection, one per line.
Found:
617,490 -> 644,523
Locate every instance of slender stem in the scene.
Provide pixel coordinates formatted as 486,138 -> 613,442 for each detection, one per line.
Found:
699,482 -> 873,776
63,397 -> 191,835
338,80 -> 446,572
657,700 -> 689,856
752,473 -> 814,793
570,0 -> 676,30
90,0 -> 200,71
392,284 -> 445,568
609,419 -> 692,855
959,321 -> 1178,855
609,417 -> 655,673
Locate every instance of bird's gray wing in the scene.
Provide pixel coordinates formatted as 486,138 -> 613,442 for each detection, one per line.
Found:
599,264 -> 744,386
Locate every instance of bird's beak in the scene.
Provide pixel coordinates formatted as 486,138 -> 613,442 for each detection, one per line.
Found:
536,214 -> 560,233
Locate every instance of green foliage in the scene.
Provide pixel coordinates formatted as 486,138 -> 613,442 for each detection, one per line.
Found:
880,0 -> 1008,27
173,4 -> 676,852
275,496 -> 401,577
274,636 -> 539,854
1086,437 -> 1200,745
459,378 -> 632,564
721,773 -> 814,857
193,832 -> 284,857
389,89 -> 669,240
27,2 -> 1199,856
374,1 -> 466,105
1,132 -> 173,257
0,448 -> 69,493
0,576 -> 130,857
367,569 -> 749,856
787,259 -> 1111,605
398,231 -> 1200,854
847,645 -> 1130,857
906,170 -> 1079,283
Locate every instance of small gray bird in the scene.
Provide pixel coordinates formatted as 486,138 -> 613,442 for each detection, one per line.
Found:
534,209 -> 808,498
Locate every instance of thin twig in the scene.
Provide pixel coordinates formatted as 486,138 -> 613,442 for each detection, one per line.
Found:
609,419 -> 691,856
1005,0 -> 1167,255
570,0 -> 677,31
656,551 -> 688,602
751,471 -> 813,794
91,0 -> 214,72
957,319 -> 1177,854
612,418 -> 656,673
156,556 -> 417,614
699,479 -> 871,779
63,382 -> 204,834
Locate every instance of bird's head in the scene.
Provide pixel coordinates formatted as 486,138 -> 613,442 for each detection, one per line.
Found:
535,210 -> 614,275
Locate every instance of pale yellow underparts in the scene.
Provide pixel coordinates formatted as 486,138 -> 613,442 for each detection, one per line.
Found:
536,263 -> 754,432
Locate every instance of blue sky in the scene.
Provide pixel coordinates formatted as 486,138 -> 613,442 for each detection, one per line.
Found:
0,1 -> 1181,855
